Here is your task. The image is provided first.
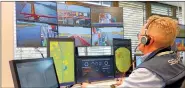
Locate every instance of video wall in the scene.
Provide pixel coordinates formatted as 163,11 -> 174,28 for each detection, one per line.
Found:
16,2 -> 124,47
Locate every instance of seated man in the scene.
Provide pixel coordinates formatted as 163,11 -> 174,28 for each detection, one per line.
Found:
81,15 -> 185,88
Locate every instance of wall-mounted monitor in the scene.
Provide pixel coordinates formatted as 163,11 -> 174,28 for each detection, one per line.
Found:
9,57 -> 60,88
57,3 -> 91,27
92,27 -> 123,46
16,2 -> 57,24
58,26 -> 91,46
47,38 -> 75,86
113,38 -> 132,78
91,7 -> 123,27
76,56 -> 114,83
175,37 -> 185,51
177,24 -> 185,37
16,21 -> 58,47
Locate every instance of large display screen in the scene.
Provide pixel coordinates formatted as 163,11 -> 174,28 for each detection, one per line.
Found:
47,38 -> 75,86
177,24 -> 185,37
175,38 -> 185,51
58,26 -> 91,46
9,58 -> 59,88
76,56 -> 114,83
92,27 -> 123,46
113,39 -> 132,78
16,2 -> 57,24
16,21 -> 58,47
91,7 -> 123,27
57,3 -> 91,27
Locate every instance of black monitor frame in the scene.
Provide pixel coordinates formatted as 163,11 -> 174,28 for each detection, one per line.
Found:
47,38 -> 76,86
133,54 -> 144,68
75,55 -> 115,83
113,38 -> 132,78
9,57 -> 60,88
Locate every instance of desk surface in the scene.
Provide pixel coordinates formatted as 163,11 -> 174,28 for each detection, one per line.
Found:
60,80 -> 117,88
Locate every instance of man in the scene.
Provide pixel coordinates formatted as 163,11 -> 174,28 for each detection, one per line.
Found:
81,15 -> 185,88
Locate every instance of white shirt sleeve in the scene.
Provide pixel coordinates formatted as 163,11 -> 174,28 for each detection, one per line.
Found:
117,68 -> 165,88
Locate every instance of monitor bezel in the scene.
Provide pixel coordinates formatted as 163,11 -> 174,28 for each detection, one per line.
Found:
9,57 -> 60,88
47,38 -> 76,86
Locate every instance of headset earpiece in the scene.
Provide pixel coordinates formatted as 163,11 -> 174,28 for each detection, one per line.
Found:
141,35 -> 151,45
140,18 -> 157,46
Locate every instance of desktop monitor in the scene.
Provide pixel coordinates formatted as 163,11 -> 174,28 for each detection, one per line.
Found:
47,38 -> 75,86
134,54 -> 143,68
16,21 -> 58,47
92,27 -> 124,46
58,26 -> 91,46
76,56 -> 115,83
113,38 -> 132,78
9,57 -> 60,88
57,3 -> 91,27
16,1 -> 57,24
91,7 -> 123,27
175,37 -> 185,51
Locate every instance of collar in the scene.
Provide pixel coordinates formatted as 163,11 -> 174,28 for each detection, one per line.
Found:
141,52 -> 151,62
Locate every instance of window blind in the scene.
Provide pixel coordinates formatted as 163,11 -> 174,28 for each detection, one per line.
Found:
119,2 -> 145,58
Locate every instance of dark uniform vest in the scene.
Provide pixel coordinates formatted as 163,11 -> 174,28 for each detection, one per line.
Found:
137,47 -> 185,88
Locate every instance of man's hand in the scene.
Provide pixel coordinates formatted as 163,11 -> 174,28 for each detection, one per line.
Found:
81,82 -> 89,88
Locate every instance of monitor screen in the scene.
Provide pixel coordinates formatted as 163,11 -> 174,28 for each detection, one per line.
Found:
16,1 -> 57,24
135,55 -> 142,67
76,56 -> 114,83
91,7 -> 123,27
175,38 -> 185,51
16,21 -> 58,47
47,38 -> 75,86
57,3 -> 91,27
58,26 -> 91,46
113,39 -> 132,78
9,57 -> 59,88
177,24 -> 185,37
92,27 -> 123,46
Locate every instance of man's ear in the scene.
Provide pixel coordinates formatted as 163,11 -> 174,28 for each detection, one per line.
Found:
149,36 -> 154,45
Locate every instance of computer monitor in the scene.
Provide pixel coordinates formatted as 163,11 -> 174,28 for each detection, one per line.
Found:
134,54 -> 143,68
47,38 -> 76,86
113,38 -> 132,78
16,1 -> 58,25
92,27 -> 124,46
76,56 -> 114,83
9,57 -> 60,88
57,3 -> 91,27
58,26 -> 91,46
91,7 -> 123,27
175,37 -> 185,51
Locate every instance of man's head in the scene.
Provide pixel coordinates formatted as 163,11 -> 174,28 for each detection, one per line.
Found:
137,15 -> 179,54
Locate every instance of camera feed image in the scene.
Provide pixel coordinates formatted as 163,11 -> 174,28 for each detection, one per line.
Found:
16,21 -> 58,47
58,26 -> 91,46
177,24 -> 185,37
175,38 -> 185,51
91,7 -> 123,27
16,2 -> 57,24
57,3 -> 91,27
92,27 -> 123,46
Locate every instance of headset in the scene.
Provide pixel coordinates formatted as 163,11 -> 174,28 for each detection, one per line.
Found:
140,18 -> 158,45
